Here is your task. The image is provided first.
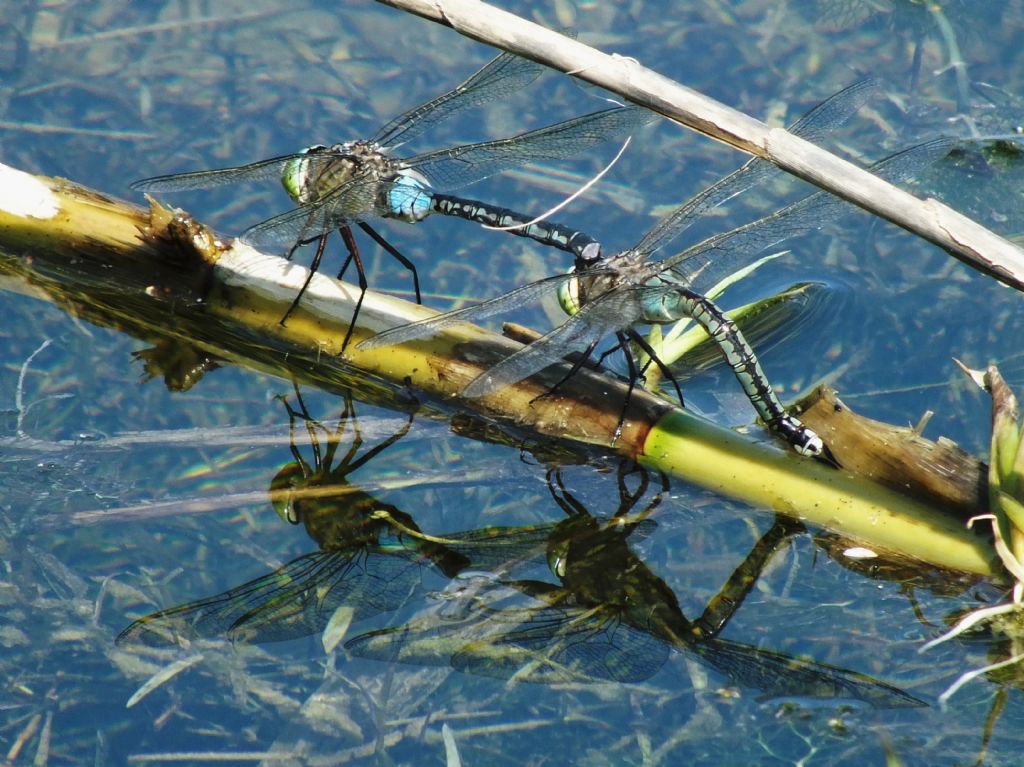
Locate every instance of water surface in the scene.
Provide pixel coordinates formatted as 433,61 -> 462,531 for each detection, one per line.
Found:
2,1 -> 1024,764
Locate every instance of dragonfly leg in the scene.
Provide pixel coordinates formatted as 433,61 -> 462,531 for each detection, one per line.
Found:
593,341 -> 623,367
692,517 -> 803,639
529,340 -> 601,405
284,207 -> 322,262
614,457 -> 657,512
345,403 -> 415,474
281,225 -> 364,350
358,222 -> 422,304
279,383 -> 317,477
607,332 -> 645,444
338,226 -> 369,353
546,466 -> 589,517
284,239 -> 302,263
589,332 -> 680,444
331,391 -> 364,470
280,232 -> 330,326
335,247 -> 355,283
626,328 -> 685,409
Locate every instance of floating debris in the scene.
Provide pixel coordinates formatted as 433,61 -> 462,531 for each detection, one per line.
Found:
125,654 -> 203,709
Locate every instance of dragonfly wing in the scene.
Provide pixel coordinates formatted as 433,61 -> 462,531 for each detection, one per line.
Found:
452,605 -> 670,683
131,153 -> 302,192
226,548 -> 425,644
663,136 -> 959,292
373,51 -> 547,149
631,78 -> 881,259
117,549 -> 427,646
223,551 -> 366,644
345,578 -> 536,666
409,105 -> 656,191
440,523 -> 558,572
116,550 -> 336,645
345,621 -> 454,667
692,637 -> 926,708
462,291 -> 639,397
241,205 -> 333,252
785,77 -> 881,145
357,273 -> 573,349
239,176 -> 381,252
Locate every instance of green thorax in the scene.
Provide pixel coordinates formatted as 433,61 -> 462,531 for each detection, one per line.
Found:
280,141 -> 398,205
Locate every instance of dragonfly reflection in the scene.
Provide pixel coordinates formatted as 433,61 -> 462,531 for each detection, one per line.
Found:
347,464 -> 925,708
116,391 -> 558,646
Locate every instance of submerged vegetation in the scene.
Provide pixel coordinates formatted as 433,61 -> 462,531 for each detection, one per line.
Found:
3,1 -> 1024,765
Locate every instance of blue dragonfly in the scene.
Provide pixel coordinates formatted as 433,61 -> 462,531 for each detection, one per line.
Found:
360,79 -> 919,455
133,49 -> 649,349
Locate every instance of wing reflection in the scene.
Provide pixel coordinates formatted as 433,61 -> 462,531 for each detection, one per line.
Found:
117,393 -> 923,708
118,389 -> 577,646
347,465 -> 925,708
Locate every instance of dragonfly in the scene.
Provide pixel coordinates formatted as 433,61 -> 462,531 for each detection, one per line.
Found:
133,49 -> 651,349
346,465 -> 924,707
360,79 -> 903,455
115,389 -> 558,646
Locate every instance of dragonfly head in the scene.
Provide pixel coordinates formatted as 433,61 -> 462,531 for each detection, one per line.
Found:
269,460 -> 307,524
281,145 -> 329,205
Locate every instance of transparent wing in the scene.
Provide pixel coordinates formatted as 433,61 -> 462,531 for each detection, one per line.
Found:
452,607 -> 669,683
239,127 -> 622,250
785,77 -> 881,146
357,272 -> 576,349
408,105 -> 656,191
346,576 -> 668,684
659,136 -> 960,292
345,577 -> 540,665
692,637 -> 926,709
462,291 -> 641,397
130,51 -> 545,194
630,77 -> 882,259
373,50 -> 548,150
116,548 -> 423,646
225,549 -> 424,644
131,153 -> 306,193
239,177 -> 383,251
439,518 -> 655,574
117,551 -> 336,645
439,523 -> 558,572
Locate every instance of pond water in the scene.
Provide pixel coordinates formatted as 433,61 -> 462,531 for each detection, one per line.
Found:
2,1 -> 1024,765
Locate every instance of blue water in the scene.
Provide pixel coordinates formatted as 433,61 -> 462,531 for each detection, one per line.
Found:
2,1 -> 1024,764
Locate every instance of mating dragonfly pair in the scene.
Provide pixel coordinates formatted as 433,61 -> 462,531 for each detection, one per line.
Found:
133,47 -> 947,457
